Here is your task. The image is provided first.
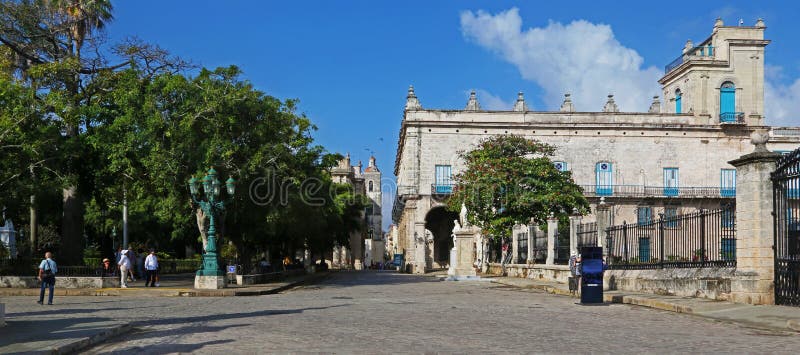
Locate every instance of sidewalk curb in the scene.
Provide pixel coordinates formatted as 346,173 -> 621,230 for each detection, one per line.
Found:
47,323 -> 131,354
0,272 -> 329,298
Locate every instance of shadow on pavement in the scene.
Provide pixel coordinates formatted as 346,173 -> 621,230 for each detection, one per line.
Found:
8,305 -> 165,318
317,271 -> 441,288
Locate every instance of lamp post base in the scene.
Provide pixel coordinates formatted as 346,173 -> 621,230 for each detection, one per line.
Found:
194,275 -> 226,289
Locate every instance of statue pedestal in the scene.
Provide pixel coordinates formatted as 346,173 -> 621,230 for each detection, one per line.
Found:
194,275 -> 226,289
453,230 -> 477,277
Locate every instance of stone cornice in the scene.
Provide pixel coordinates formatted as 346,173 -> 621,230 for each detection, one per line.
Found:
728,151 -> 781,167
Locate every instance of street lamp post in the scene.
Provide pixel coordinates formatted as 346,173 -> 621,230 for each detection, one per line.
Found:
188,167 -> 235,289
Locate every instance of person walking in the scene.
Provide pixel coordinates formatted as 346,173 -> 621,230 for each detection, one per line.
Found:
144,249 -> 159,287
37,252 -> 58,305
118,250 -> 132,288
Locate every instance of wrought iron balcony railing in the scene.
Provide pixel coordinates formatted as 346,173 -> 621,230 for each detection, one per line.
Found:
580,185 -> 735,198
431,183 -> 454,195
665,45 -> 715,74
720,112 -> 745,124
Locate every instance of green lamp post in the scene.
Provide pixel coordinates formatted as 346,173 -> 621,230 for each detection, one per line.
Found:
188,167 -> 236,277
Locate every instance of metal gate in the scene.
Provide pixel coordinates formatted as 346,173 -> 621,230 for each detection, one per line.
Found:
772,149 -> 800,306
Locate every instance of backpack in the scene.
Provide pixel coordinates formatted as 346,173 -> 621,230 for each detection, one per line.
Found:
42,260 -> 54,278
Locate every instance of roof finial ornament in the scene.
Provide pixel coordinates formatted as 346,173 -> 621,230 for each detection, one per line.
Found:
714,17 -> 724,28
755,18 -> 765,28
559,93 -> 575,112
405,85 -> 422,111
603,94 -> 619,113
513,91 -> 528,112
738,18 -> 744,26
465,90 -> 481,111
648,96 -> 661,113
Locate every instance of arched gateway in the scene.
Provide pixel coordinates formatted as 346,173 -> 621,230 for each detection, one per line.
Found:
424,206 -> 459,269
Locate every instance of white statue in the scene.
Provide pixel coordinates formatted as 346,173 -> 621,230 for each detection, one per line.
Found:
460,204 -> 469,227
453,219 -> 462,233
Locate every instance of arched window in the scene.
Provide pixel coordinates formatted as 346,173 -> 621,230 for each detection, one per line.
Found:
368,180 -> 373,192
675,89 -> 682,114
720,81 -> 736,122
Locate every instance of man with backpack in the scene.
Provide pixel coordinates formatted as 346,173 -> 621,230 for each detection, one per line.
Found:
37,252 -> 58,305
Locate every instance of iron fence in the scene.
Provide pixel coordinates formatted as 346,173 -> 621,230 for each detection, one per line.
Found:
577,222 -> 598,248
773,147 -> 800,306
605,207 -> 736,269
517,232 -> 528,263
531,232 -> 547,263
554,228 -> 569,265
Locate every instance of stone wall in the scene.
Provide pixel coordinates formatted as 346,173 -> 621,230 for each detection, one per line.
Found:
605,267 -> 736,300
486,263 -> 736,301
0,276 -> 119,288
486,263 -> 572,283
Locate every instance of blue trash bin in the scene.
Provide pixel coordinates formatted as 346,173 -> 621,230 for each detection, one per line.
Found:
580,246 -> 604,304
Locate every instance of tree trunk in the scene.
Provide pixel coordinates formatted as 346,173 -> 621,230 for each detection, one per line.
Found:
61,186 -> 84,264
29,194 -> 36,255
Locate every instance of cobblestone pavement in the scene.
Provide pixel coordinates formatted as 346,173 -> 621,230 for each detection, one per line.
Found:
4,271 -> 800,353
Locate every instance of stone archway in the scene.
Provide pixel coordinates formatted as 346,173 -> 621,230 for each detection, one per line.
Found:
424,206 -> 459,269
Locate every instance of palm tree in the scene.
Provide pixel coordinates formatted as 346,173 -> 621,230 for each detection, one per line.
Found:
46,0 -> 113,58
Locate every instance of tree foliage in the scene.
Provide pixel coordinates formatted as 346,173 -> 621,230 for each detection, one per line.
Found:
0,2 -> 370,264
447,135 -> 589,239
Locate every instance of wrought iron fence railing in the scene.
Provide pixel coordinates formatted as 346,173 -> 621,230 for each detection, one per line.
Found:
605,208 -> 736,269
577,222 -> 598,248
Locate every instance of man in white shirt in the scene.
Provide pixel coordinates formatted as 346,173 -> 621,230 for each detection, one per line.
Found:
144,249 -> 159,287
118,250 -> 132,288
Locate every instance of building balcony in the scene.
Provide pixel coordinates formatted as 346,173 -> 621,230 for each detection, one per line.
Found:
431,183 -> 454,195
579,185 -> 735,198
665,45 -> 715,74
720,112 -> 745,124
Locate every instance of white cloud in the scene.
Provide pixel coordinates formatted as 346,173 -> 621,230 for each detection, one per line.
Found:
460,8 -> 661,112
474,89 -> 515,110
765,74 -> 800,127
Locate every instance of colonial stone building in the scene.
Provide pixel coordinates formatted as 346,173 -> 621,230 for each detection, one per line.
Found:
329,154 -> 383,269
392,19 -> 800,273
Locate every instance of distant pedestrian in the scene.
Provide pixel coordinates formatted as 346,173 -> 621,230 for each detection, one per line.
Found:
100,258 -> 117,277
136,248 -> 146,280
118,250 -> 132,288
569,253 -> 582,295
37,252 -> 58,305
127,249 -> 137,282
115,246 -> 123,263
145,249 -> 159,287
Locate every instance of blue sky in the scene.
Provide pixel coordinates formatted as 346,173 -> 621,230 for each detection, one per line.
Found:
107,1 -> 800,231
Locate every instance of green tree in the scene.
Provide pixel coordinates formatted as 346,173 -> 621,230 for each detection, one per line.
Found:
447,135 -> 588,239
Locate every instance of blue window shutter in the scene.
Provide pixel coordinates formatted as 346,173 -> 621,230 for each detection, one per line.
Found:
721,169 -> 736,197
676,94 -> 682,114
720,82 -> 736,122
663,168 -> 679,196
596,162 -> 613,196
639,237 -> 650,262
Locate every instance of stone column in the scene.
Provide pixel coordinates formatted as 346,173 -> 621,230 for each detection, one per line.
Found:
453,229 -> 477,277
569,211 -> 582,256
546,214 -> 558,265
596,198 -> 612,256
511,225 -> 520,264
413,223 -> 427,274
729,134 -> 780,305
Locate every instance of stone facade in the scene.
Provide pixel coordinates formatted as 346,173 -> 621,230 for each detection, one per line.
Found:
328,154 -> 383,270
392,20 -> 800,273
